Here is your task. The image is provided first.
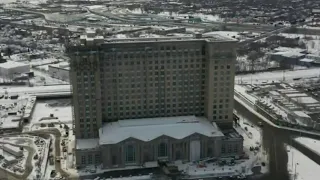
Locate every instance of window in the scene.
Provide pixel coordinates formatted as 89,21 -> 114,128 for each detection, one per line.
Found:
125,145 -> 136,163
228,144 -> 232,153
158,142 -> 168,157
88,154 -> 92,164
175,151 -> 181,160
221,145 -> 226,153
112,155 -> 117,165
81,156 -> 86,165
95,154 -> 100,164
207,148 -> 213,157
143,153 -> 150,162
234,145 -> 238,153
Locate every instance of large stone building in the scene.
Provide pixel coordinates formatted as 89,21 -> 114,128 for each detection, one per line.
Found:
67,32 -> 243,168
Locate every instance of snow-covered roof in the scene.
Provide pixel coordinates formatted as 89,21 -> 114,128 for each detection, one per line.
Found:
274,47 -> 305,53
76,138 -> 99,150
286,93 -> 308,97
99,116 -> 224,145
300,58 -> 314,63
272,51 -> 305,58
49,61 -> 70,70
3,144 -> 22,154
0,61 -> 28,69
292,97 -> 319,104
293,111 -> 310,118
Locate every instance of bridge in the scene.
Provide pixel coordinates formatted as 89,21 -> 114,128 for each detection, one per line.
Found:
0,85 -> 72,99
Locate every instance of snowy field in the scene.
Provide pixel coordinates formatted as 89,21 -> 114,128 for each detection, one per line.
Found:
0,0 -> 47,4
280,33 -> 320,56
294,137 -> 320,155
27,99 -> 72,130
236,68 -> 320,84
286,144 -> 320,180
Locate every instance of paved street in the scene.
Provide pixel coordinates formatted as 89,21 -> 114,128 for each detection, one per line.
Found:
235,100 -> 320,180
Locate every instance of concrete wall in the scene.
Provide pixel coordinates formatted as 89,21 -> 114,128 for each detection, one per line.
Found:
100,134 -> 222,169
0,64 -> 30,77
48,65 -> 70,82
75,149 -> 101,168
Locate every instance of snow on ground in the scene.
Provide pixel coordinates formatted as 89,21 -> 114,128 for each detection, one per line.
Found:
26,99 -> 72,131
280,33 -> 320,56
235,112 -> 269,174
259,96 -> 290,122
294,137 -> 320,155
234,85 -> 258,104
286,144 -> 320,180
31,69 -> 69,86
204,31 -> 239,39
236,68 -> 320,84
157,11 -> 222,22
0,0 -> 48,5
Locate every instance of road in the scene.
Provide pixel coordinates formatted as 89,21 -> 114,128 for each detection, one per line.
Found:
234,100 -> 320,180
28,128 -> 71,179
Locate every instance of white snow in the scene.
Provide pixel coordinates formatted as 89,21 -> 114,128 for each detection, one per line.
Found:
234,85 -> 258,104
99,116 -> 224,145
30,99 -> 72,125
204,31 -> 240,39
0,85 -> 71,95
294,137 -> 320,156
76,138 -> 99,150
0,61 -> 28,69
286,144 -> 320,180
234,94 -> 320,137
285,93 -> 308,98
102,175 -> 152,180
236,68 -> 320,84
0,0 -> 48,5
293,111 -> 310,118
291,97 -> 319,104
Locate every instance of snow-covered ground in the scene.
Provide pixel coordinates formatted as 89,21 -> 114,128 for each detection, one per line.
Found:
1,0 -> 48,5
286,144 -> 320,180
25,99 -> 72,131
236,68 -> 320,84
235,112 -> 269,174
174,112 -> 268,179
31,69 -> 69,86
294,137 -> 320,155
280,33 -> 320,56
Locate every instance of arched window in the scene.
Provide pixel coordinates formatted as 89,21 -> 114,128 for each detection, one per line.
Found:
175,151 -> 181,160
158,142 -> 168,157
125,145 -> 135,163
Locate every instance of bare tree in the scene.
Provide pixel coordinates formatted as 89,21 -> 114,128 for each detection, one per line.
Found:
247,50 -> 259,72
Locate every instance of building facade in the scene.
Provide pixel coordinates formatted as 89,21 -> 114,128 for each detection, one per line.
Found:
68,33 -> 241,168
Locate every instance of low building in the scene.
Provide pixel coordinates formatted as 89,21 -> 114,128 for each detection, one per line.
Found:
0,149 -> 18,166
288,111 -> 313,126
0,95 -> 36,132
155,27 -> 186,35
299,58 -> 313,67
75,116 -> 243,169
0,61 -> 30,78
268,51 -> 305,69
48,62 -> 70,82
3,144 -> 23,157
305,54 -> 320,66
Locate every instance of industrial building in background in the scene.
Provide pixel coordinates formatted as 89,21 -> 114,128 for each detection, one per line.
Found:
68,31 -> 243,168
